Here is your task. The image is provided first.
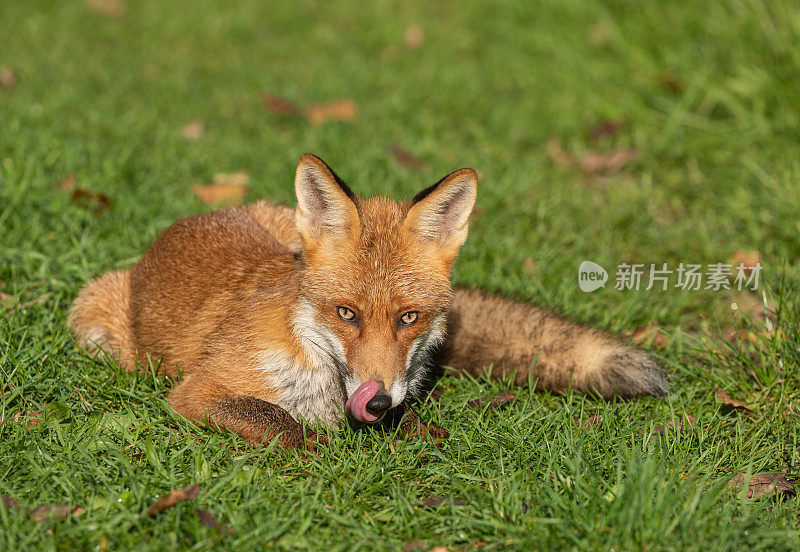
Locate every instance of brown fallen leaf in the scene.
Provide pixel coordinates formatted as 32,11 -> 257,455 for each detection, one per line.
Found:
624,323 -> 667,349
715,388 -> 753,412
423,387 -> 444,403
191,183 -> 246,205
304,99 -> 357,126
390,145 -> 425,171
522,257 -> 537,275
466,392 -> 515,411
587,119 -> 628,142
430,547 -> 449,552
196,509 -> 233,535
421,495 -> 469,509
0,67 -> 17,92
4,294 -> 52,317
404,25 -> 424,49
261,93 -> 299,116
30,504 -> 84,523
581,415 -> 603,429
731,250 -> 761,276
580,149 -> 638,173
729,472 -> 796,499
146,484 -> 201,516
469,203 -> 484,221
86,0 -> 126,17
71,189 -> 112,214
651,415 -> 697,435
546,137 -> 571,169
658,72 -> 684,94
730,292 -> 767,324
403,541 -> 425,552
2,496 -> 20,509
9,411 -> 43,430
192,172 -> 249,206
56,173 -> 77,193
181,121 -> 205,140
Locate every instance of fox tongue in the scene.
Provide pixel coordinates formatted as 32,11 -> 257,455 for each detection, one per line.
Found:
345,380 -> 381,423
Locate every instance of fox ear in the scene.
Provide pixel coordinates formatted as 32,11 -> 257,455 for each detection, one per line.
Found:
294,154 -> 360,244
405,168 -> 478,257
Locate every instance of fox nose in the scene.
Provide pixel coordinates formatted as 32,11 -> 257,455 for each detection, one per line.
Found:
365,392 -> 392,416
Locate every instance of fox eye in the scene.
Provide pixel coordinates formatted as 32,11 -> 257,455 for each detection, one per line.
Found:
399,311 -> 419,326
337,306 -> 356,322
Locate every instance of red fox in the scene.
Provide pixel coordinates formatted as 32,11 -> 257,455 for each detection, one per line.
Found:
69,154 -> 668,450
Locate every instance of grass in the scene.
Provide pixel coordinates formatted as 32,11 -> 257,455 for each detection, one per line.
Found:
1,0 -> 799,549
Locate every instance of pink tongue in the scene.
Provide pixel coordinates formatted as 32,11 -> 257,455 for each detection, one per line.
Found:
345,380 -> 381,423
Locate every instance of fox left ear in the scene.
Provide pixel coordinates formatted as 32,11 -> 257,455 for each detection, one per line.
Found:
294,153 -> 360,246
405,168 -> 478,258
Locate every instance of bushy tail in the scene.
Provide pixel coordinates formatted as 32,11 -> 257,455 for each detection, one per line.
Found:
438,289 -> 668,399
68,269 -> 135,368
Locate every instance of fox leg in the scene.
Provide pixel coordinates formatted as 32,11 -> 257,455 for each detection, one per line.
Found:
440,289 -> 669,399
381,400 -> 449,442
168,375 -> 327,451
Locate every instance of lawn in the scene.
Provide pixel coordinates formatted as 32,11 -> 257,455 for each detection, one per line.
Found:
1,0 -> 799,550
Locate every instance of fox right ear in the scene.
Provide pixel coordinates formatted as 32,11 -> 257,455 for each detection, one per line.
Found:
405,168 -> 478,261
294,154 -> 360,245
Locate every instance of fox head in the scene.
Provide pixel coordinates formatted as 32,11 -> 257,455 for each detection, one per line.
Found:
290,153 -> 477,423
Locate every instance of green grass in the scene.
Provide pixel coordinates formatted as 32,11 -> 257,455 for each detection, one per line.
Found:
1,0 -> 799,550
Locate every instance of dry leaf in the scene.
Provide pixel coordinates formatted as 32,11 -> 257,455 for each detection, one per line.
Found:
56,173 -> 77,193
404,25 -> 424,49
421,495 -> 469,509
423,387 -> 443,403
625,323 -> 667,349
469,203 -> 484,221
86,0 -> 127,17
261,93 -> 299,116
0,67 -> 17,92
466,392 -> 515,411
213,171 -> 249,187
192,183 -> 247,205
729,472 -> 795,499
730,292 -> 767,324
651,415 -> 697,435
731,250 -> 760,276
588,21 -> 612,46
30,504 -> 84,523
580,149 -> 638,173
2,496 -> 20,509
192,173 -> 249,206
658,72 -> 684,94
304,99 -> 357,125
5,294 -> 52,317
181,121 -> 205,140
587,119 -> 628,141
9,410 -> 43,429
71,189 -> 112,214
390,145 -> 425,171
522,257 -> 537,275
196,509 -> 233,535
145,484 -> 201,516
403,541 -> 425,552
715,388 -> 752,412
430,547 -> 449,552
581,415 -> 603,429
546,137 -> 571,169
